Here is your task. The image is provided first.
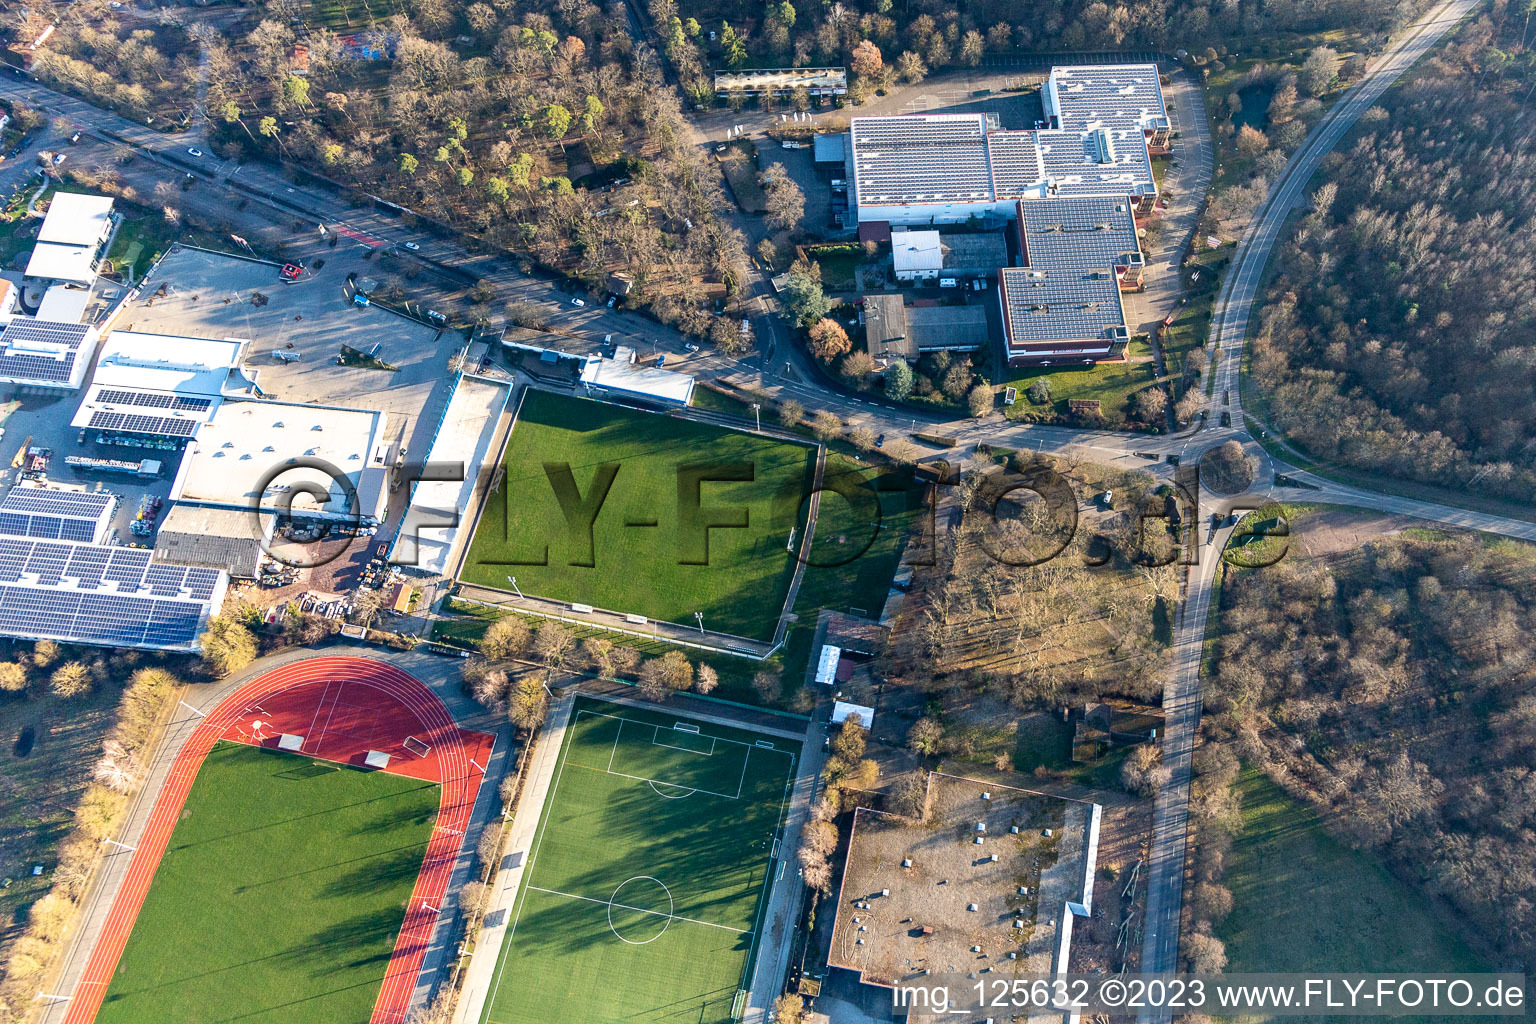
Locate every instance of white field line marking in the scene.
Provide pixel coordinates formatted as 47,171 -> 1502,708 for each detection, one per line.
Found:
527,886 -> 753,935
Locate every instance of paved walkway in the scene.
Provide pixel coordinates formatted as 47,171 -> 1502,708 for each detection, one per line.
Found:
451,691 -> 574,1024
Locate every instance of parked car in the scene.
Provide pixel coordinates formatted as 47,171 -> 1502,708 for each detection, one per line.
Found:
402,241 -> 420,252
607,295 -> 617,307
186,147 -> 203,157
655,355 -> 666,367
571,297 -> 585,307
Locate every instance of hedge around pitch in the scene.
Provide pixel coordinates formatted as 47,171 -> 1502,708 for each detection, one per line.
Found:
460,390 -> 817,641
480,698 -> 797,1024
95,742 -> 439,1024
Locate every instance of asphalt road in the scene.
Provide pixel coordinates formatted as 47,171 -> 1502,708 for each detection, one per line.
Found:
1136,0 -> 1485,1011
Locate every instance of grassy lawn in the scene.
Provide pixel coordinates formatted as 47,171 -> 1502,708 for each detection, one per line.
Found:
97,742 -> 439,1024
443,452 -> 921,707
0,683 -> 121,959
717,139 -> 766,214
481,697 -> 796,1024
461,390 -> 818,641
104,210 -> 185,283
1001,339 -> 1159,426
1218,768 -> 1484,1002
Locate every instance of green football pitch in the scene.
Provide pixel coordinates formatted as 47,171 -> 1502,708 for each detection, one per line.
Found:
480,698 -> 798,1024
460,390 -> 818,641
96,742 -> 439,1024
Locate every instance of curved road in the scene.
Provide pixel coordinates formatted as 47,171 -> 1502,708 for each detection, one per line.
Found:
1137,0 -> 1484,1009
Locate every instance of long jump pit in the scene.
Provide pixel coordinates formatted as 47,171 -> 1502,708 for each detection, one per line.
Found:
60,656 -> 495,1024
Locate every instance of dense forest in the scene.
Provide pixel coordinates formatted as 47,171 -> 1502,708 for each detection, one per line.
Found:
1196,527 -> 1536,971
1251,6 -> 1536,503
662,0 -> 1422,98
11,0 -> 757,341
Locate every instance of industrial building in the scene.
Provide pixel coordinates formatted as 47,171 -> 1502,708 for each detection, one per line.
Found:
827,773 -> 1101,1024
70,332 -> 258,445
1043,64 -> 1173,153
389,372 -> 512,576
0,316 -> 99,391
997,264 -> 1129,366
169,400 -> 392,525
0,485 -> 116,543
0,484 -> 227,652
1016,196 -> 1145,289
848,113 -> 1157,225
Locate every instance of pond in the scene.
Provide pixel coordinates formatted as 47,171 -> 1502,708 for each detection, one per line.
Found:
1233,83 -> 1276,133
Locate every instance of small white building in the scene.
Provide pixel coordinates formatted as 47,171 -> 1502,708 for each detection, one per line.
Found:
891,229 -> 943,281
25,193 -> 115,286
579,346 -> 695,406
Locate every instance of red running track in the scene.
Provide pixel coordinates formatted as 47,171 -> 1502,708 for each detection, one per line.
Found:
60,656 -> 494,1024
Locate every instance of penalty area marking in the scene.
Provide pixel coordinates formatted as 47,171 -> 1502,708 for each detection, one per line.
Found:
648,780 -> 696,799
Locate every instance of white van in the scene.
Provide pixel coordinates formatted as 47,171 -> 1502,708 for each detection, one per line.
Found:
939,277 -> 958,288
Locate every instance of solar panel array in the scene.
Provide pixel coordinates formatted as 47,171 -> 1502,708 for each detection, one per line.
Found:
1048,65 -> 1168,133
987,132 -> 1044,199
0,320 -> 92,384
0,488 -> 115,544
95,389 -> 213,412
851,115 -> 995,205
850,116 -> 1156,211
0,535 -> 222,649
87,410 -> 200,437
1036,129 -> 1156,198
1018,196 -> 1141,270
999,266 -> 1126,346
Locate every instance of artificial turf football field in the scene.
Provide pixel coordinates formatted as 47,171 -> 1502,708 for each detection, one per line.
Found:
95,742 -> 439,1024
480,698 -> 798,1024
460,390 -> 818,641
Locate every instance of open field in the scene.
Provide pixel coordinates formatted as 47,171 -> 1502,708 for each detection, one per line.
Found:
481,697 -> 796,1024
1218,769 -> 1483,1012
96,742 -> 439,1024
461,390 -> 818,641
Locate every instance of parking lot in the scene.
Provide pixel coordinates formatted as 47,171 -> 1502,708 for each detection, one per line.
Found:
123,245 -> 458,461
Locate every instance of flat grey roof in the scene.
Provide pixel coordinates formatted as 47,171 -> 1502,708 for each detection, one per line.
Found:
940,232 -> 1008,272
1046,64 -> 1169,133
905,304 -> 991,352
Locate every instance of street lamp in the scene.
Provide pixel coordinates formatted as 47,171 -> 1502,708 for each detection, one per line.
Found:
505,576 -> 523,598
751,402 -> 761,433
694,611 -> 705,634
